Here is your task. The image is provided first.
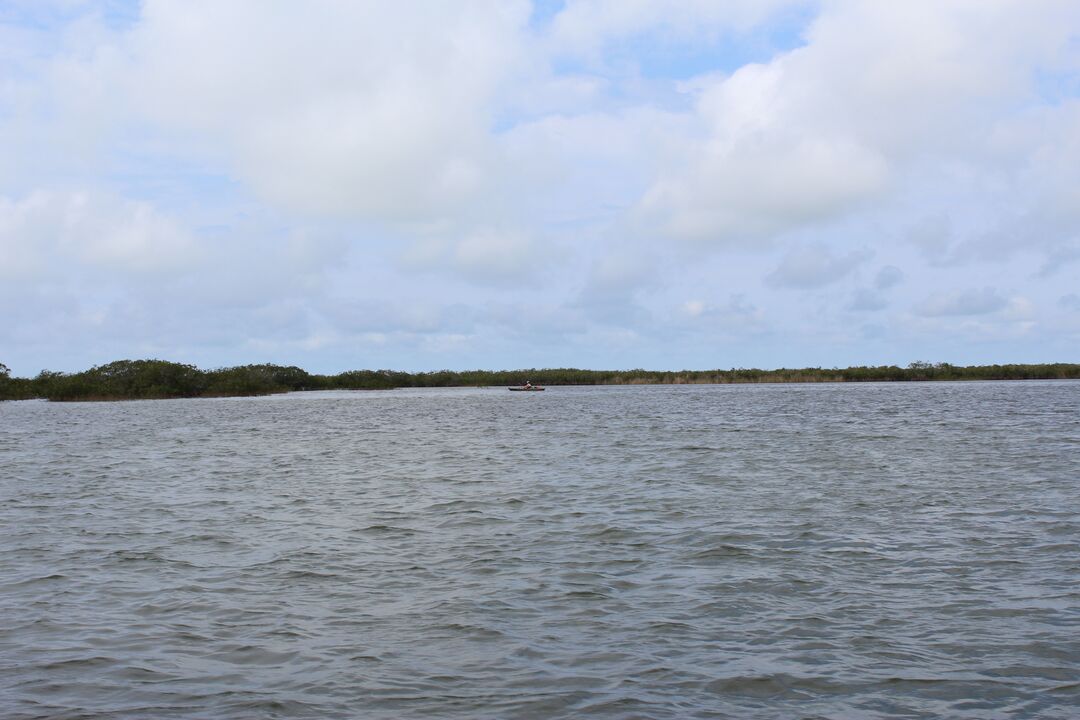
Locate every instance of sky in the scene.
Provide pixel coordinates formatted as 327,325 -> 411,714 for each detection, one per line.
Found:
2,0 -> 1080,376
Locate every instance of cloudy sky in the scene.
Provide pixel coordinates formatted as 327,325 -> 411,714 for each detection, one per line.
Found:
2,0 -> 1080,376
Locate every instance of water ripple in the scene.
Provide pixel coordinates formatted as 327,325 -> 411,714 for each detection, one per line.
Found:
1,382 -> 1079,718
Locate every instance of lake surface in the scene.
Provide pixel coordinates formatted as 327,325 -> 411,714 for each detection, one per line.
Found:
1,382 -> 1078,719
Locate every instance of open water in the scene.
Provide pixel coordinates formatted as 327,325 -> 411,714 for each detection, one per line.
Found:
1,382 -> 1078,719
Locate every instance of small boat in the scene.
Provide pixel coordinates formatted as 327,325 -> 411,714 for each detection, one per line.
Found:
509,386 -> 545,391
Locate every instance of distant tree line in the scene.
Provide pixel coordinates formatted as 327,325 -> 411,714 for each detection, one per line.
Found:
1,359 -> 1078,402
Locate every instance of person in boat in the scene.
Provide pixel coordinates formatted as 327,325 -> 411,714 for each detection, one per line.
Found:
524,380 -> 533,389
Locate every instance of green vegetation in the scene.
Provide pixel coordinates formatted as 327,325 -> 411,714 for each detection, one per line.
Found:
15,360 -> 315,401
0,362 -> 37,401
1,359 -> 1078,402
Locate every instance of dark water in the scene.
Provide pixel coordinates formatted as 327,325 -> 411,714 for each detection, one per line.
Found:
2,382 -> 1079,719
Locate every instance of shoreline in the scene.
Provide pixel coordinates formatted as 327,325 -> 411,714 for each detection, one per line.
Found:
4,360 -> 1079,403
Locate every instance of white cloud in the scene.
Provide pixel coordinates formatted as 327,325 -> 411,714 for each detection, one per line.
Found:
915,287 -> 1009,317
642,50 -> 890,243
451,228 -> 544,285
848,288 -> 887,313
578,250 -> 663,305
874,265 -> 903,290
573,251 -> 660,328
635,1 -> 1080,247
397,227 -> 549,287
0,190 -> 195,280
766,244 -> 869,289
483,301 -> 588,340
682,299 -> 706,317
497,107 -> 680,223
907,214 -> 954,264
320,300 -> 475,336
1003,296 -> 1035,322
677,294 -> 765,330
847,265 -> 903,312
3,1 -> 1080,372
125,1 -> 532,222
641,122 -> 887,244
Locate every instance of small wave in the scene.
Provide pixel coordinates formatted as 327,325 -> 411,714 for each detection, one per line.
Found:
6,573 -> 67,588
38,655 -> 114,671
704,673 -> 846,698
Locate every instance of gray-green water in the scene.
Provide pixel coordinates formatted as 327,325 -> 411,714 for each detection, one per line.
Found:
2,382 -> 1079,718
